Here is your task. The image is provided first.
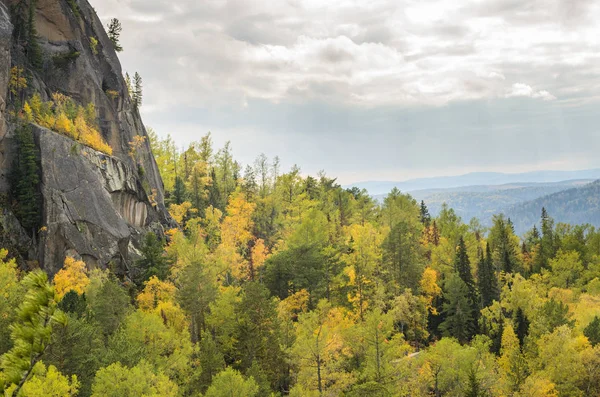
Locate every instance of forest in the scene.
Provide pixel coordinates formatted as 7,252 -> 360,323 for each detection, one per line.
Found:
1,131 -> 600,397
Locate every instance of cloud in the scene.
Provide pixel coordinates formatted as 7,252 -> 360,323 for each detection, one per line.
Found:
506,83 -> 557,101
91,0 -> 600,182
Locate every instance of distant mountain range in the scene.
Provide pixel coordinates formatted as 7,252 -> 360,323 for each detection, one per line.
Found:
347,169 -> 600,196
403,180 -> 594,229
347,169 -> 600,235
503,181 -> 600,235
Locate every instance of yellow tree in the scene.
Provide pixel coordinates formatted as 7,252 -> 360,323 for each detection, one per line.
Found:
499,322 -> 528,392
53,257 -> 90,299
420,267 -> 442,315
291,301 -> 355,396
249,238 -> 268,281
217,190 -> 256,279
341,223 -> 383,320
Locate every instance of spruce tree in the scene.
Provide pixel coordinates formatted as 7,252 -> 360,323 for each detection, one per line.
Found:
453,236 -> 479,331
584,316 -> 600,346
419,200 -> 431,227
11,125 -> 42,236
514,308 -> 529,349
107,18 -> 123,52
208,168 -> 222,210
26,0 -> 42,68
173,176 -> 187,205
477,243 -> 498,309
538,207 -> 556,271
133,72 -> 142,108
440,275 -> 476,343
134,232 -> 168,284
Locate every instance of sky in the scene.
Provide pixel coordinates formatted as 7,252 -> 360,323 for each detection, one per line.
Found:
92,0 -> 600,185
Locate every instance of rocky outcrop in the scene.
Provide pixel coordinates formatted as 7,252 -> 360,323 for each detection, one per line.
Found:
0,0 -> 175,274
0,2 -> 12,191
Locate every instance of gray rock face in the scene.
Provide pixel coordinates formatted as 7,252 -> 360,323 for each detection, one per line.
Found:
0,2 -> 12,192
35,126 -> 155,274
0,0 -> 175,273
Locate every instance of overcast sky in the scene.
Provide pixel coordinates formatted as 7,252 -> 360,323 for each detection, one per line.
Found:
93,0 -> 600,184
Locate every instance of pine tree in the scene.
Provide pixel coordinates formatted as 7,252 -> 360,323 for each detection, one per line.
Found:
133,72 -> 142,108
477,243 -> 498,309
173,176 -> 187,205
420,200 -> 431,227
107,18 -> 123,52
26,0 -> 42,68
453,236 -> 479,331
125,72 -> 132,97
135,232 -> 168,284
0,270 -> 67,395
208,168 -> 222,210
11,125 -> 41,236
440,275 -> 476,343
537,207 -> 556,272
455,236 -> 475,292
514,307 -> 529,349
584,316 -> 600,346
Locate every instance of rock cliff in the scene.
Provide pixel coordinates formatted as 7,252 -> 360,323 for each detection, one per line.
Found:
0,0 -> 175,275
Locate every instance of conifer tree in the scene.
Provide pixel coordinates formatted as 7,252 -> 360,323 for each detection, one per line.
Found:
477,243 -> 498,309
420,200 -> 431,227
26,0 -> 42,68
133,72 -> 142,108
107,18 -> 123,52
453,236 -> 479,330
208,168 -> 222,210
11,125 -> 41,236
440,275 -> 476,343
537,207 -> 556,272
514,308 -> 529,349
173,176 -> 187,205
584,316 -> 600,346
125,72 -> 132,97
0,270 -> 67,395
135,232 -> 168,284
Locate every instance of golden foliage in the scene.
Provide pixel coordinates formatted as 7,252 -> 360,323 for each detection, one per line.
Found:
23,93 -> 113,155
136,276 -> 177,311
53,256 -> 90,299
9,66 -> 27,96
420,267 -> 442,315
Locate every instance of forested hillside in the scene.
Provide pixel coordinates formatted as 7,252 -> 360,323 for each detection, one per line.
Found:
403,180 -> 596,234
503,181 -> 600,236
2,131 -> 600,396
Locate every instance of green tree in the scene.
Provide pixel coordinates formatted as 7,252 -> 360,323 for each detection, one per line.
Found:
205,368 -> 259,397
107,18 -> 123,52
454,236 -> 479,327
87,276 -> 131,340
514,307 -> 529,349
440,275 -> 476,343
0,251 -> 23,355
91,361 -> 177,397
420,200 -> 431,227
133,72 -> 142,108
176,260 -> 217,343
584,316 -> 600,346
477,243 -> 498,309
135,232 -> 168,283
0,270 -> 67,395
234,282 -> 285,392
11,125 -> 42,236
382,219 -> 424,293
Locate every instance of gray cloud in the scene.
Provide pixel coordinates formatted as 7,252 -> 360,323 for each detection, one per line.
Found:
92,0 -> 600,183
